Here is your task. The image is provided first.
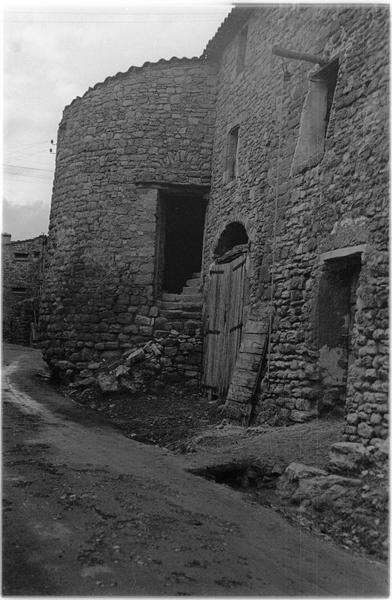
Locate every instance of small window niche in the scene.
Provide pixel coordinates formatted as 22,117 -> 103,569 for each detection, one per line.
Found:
12,287 -> 27,295
291,58 -> 339,175
14,252 -> 29,261
236,26 -> 248,76
225,125 -> 240,181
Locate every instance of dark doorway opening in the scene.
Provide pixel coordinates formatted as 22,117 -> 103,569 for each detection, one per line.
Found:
317,252 -> 361,413
158,190 -> 206,294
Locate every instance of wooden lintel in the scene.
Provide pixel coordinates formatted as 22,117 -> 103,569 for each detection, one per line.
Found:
272,45 -> 328,66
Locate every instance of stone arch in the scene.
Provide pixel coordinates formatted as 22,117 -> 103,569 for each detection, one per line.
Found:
214,221 -> 249,258
204,220 -> 251,397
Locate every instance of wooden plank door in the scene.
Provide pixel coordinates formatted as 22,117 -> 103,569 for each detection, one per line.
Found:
204,251 -> 247,397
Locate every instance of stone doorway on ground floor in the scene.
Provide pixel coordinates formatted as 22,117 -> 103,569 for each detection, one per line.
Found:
317,247 -> 363,414
155,189 -> 207,296
203,222 -> 249,399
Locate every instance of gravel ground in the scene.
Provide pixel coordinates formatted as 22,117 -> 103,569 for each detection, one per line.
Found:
65,383 -> 387,562
64,384 -> 222,447
5,343 -> 387,596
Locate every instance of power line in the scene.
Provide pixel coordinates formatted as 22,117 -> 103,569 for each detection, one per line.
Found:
7,150 -> 54,160
7,150 -> 56,163
4,173 -> 53,181
5,140 -> 49,152
4,163 -> 53,172
6,18 -> 224,23
7,11 -> 227,15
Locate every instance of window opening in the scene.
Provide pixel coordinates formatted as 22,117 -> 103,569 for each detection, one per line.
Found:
236,26 -> 248,75
12,287 -> 27,295
14,252 -> 29,261
291,58 -> 339,175
226,126 -> 240,180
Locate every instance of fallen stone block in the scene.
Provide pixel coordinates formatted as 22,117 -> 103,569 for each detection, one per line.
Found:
74,376 -> 96,388
97,371 -> 119,393
277,462 -> 327,499
124,348 -> 145,364
328,441 -> 369,474
87,362 -> 101,370
289,409 -> 318,423
115,364 -> 130,378
292,474 -> 361,505
277,461 -> 361,509
56,360 -> 75,371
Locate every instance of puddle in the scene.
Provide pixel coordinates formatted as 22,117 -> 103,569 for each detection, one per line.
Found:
189,461 -> 283,492
4,361 -> 57,423
189,461 -> 291,516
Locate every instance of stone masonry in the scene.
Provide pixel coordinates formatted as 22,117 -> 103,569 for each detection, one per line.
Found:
40,6 -> 388,447
39,58 -> 216,385
3,233 -> 47,345
202,5 -> 388,447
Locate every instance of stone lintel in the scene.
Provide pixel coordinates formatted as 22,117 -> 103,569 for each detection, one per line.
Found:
319,244 -> 367,263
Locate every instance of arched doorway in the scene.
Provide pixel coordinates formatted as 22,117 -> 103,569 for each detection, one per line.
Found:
203,222 -> 249,397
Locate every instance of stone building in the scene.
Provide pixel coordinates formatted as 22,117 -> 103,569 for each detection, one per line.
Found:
40,6 -> 388,446
3,233 -> 47,345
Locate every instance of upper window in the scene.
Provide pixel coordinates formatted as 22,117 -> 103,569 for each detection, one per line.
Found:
12,287 -> 27,295
226,126 -> 240,180
236,26 -> 248,75
14,252 -> 29,261
291,58 -> 339,175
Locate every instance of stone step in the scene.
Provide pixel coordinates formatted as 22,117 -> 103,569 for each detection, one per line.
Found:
180,302 -> 203,311
182,286 -> 201,295
161,289 -> 202,301
160,309 -> 202,320
184,277 -> 201,288
161,292 -> 180,302
157,300 -> 181,310
158,300 -> 202,311
192,272 -> 201,279
178,294 -> 203,303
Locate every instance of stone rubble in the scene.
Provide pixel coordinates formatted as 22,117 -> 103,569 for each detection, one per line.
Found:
71,332 -> 203,396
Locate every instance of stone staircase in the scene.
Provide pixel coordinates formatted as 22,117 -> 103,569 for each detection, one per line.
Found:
157,272 -> 203,332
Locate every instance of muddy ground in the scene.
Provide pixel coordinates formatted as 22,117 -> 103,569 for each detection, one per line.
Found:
63,379 -> 388,562
64,383 -> 222,448
5,343 -> 387,596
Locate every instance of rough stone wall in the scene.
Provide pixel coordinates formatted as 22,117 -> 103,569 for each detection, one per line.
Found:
203,6 -> 388,445
2,233 -> 47,345
39,58 -> 216,381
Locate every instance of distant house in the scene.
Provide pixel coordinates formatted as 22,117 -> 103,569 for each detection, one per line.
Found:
2,233 -> 47,345
39,6 -> 388,447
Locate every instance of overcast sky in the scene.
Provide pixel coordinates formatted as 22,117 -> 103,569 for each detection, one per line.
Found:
3,1 -> 232,240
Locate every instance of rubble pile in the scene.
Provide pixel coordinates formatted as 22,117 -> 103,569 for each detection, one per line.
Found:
276,441 -> 388,559
70,330 -> 202,395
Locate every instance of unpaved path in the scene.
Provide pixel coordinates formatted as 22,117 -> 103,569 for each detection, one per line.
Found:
2,344 -> 388,596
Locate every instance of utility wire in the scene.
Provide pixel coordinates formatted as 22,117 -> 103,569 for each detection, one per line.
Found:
7,150 -> 54,160
6,18 -> 224,23
4,173 -> 53,181
5,140 -> 48,151
4,163 -> 53,172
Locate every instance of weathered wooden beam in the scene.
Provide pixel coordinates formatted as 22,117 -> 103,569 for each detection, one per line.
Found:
272,45 -> 328,66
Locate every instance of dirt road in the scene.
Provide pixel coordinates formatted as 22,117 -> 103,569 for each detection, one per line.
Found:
2,344 -> 388,596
